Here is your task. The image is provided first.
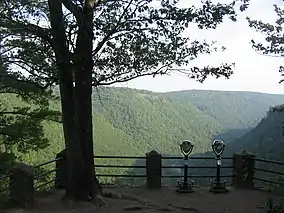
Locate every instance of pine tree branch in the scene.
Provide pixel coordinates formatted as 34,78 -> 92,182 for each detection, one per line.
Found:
1,71 -> 53,90
0,110 -> 62,123
1,19 -> 53,47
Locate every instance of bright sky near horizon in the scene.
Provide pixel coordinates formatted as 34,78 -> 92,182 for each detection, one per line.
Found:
117,0 -> 284,94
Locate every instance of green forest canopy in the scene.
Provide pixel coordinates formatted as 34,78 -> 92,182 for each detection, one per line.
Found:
2,87 -> 284,165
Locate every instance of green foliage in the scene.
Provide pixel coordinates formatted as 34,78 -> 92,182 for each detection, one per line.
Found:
0,50 -> 61,195
1,85 -> 284,190
92,87 -> 221,155
0,94 -> 61,155
0,0 -> 251,89
90,87 -> 284,185
4,87 -> 284,185
0,0 -> 252,196
164,90 -> 284,141
226,106 -> 284,159
247,2 -> 284,82
224,105 -> 284,191
0,55 -> 60,158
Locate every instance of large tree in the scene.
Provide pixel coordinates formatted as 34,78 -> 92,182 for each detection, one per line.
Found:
247,2 -> 284,82
1,0 -> 250,201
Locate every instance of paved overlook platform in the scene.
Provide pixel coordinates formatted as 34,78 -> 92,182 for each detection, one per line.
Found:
5,186 -> 284,213
3,151 -> 284,213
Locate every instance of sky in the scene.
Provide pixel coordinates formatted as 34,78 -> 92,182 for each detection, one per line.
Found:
117,0 -> 284,94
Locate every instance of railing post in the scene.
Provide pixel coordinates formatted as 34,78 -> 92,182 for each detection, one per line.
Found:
55,149 -> 68,189
9,163 -> 34,208
233,151 -> 255,188
146,150 -> 161,189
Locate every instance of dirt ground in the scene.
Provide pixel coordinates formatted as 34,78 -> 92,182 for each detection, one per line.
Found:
4,186 -> 284,213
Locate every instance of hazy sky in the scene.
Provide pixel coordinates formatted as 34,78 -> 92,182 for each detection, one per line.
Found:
117,0 -> 284,94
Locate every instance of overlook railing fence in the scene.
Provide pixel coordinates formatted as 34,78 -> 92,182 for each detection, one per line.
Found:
0,158 -> 60,195
1,150 -> 284,207
94,155 -> 234,179
253,157 -> 284,186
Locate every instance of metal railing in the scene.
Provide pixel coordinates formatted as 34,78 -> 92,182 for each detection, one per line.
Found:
2,154 -> 284,194
253,158 -> 284,186
94,155 -> 234,180
0,157 -> 62,193
33,158 -> 62,190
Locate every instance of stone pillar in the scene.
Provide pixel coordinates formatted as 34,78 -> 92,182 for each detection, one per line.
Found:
55,149 -> 68,189
10,163 -> 34,208
233,151 -> 255,188
146,150 -> 162,189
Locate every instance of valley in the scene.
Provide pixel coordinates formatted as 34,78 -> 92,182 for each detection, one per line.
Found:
1,87 -> 284,185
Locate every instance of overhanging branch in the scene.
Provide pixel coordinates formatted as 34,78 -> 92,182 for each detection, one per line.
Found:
93,62 -> 173,86
1,19 -> 53,47
0,111 -> 62,123
92,0 -> 134,56
1,69 -> 54,90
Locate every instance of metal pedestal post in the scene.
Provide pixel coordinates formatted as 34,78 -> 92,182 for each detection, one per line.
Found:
176,155 -> 194,193
209,155 -> 229,193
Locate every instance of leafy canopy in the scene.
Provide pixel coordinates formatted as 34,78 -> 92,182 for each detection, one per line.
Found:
1,0 -> 250,87
247,2 -> 284,82
0,46 -> 61,157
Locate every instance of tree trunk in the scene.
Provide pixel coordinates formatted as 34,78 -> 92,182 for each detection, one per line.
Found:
73,1 -> 101,199
49,0 -> 102,201
74,46 -> 94,199
48,0 -> 85,200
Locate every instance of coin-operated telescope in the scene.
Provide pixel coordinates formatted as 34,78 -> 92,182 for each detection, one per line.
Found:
209,140 -> 229,193
176,140 -> 195,193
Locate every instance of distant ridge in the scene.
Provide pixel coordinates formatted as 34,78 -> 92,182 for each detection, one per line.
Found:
2,86 -> 284,167
109,86 -> 284,96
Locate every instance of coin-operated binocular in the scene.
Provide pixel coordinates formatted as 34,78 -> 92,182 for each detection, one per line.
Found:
176,140 -> 195,193
209,140 -> 229,193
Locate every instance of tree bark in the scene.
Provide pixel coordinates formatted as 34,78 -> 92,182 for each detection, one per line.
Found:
73,1 -> 101,199
49,0 -> 102,201
48,0 -> 85,200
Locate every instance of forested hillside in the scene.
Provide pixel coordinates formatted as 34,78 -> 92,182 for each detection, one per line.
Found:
164,90 -> 284,142
92,87 -> 221,155
130,103 -> 284,187
1,87 -> 284,184
2,87 -> 284,163
226,105 -> 284,160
